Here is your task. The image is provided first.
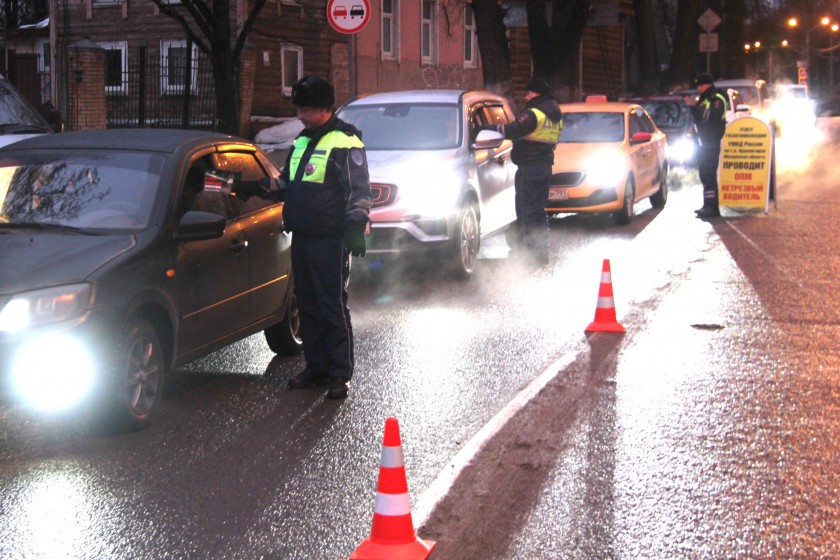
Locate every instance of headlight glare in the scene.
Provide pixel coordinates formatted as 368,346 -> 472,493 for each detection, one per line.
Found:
0,284 -> 92,333
11,334 -> 96,410
584,150 -> 627,186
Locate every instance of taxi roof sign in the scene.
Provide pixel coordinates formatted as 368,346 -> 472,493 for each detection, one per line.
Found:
585,95 -> 608,103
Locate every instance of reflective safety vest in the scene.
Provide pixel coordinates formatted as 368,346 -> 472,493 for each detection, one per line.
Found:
699,93 -> 728,121
288,130 -> 365,184
522,108 -> 563,144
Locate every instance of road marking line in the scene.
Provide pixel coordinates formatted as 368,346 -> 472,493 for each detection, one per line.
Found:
412,349 -> 582,528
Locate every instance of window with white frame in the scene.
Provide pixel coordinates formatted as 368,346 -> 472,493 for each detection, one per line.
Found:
421,0 -> 437,64
382,0 -> 399,60
100,41 -> 127,95
281,45 -> 303,96
463,6 -> 477,68
161,40 -> 199,95
37,38 -> 50,74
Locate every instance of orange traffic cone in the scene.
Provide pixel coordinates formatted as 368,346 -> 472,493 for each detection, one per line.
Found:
585,259 -> 625,333
350,418 -> 436,560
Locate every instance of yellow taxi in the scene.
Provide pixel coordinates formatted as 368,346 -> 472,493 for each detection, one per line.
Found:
547,100 -> 669,224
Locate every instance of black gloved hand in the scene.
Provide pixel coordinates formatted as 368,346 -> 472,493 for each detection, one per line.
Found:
344,222 -> 367,257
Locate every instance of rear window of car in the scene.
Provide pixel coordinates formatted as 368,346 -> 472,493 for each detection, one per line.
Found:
0,151 -> 164,231
337,102 -> 462,150
641,101 -> 692,130
559,112 -> 624,143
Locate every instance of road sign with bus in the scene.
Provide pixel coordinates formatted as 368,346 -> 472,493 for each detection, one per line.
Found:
327,0 -> 371,34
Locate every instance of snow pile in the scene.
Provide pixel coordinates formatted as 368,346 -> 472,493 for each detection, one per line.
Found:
255,118 -> 303,152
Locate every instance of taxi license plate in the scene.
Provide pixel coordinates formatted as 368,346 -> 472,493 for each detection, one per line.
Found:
548,189 -> 569,201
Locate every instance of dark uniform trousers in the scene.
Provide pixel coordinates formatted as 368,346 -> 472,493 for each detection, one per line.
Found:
515,161 -> 551,257
291,233 -> 353,380
697,139 -> 721,208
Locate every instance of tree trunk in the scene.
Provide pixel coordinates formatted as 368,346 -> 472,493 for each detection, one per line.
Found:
470,0 -> 513,100
665,0 -> 704,90
632,0 -> 659,95
526,0 -> 589,99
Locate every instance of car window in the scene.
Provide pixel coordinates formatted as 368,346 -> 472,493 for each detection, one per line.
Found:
636,109 -> 656,133
559,112 -> 624,143
0,151 -> 163,230
179,157 -> 231,219
641,102 -> 689,130
212,152 -> 276,217
470,102 -> 510,141
338,103 -> 461,150
628,113 -> 644,136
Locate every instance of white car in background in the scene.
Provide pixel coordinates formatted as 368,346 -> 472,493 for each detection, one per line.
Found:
336,90 -> 518,278
0,74 -> 57,147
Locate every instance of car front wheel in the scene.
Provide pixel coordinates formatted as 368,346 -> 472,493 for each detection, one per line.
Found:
109,318 -> 165,431
650,164 -> 668,208
613,176 -> 635,225
264,289 -> 303,355
450,202 -> 480,278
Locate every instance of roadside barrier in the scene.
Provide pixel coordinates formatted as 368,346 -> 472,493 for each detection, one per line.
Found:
350,417 -> 436,560
585,259 -> 625,333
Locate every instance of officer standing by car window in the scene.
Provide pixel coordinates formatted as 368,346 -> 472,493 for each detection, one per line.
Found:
691,73 -> 728,218
486,78 -> 562,264
281,76 -> 371,399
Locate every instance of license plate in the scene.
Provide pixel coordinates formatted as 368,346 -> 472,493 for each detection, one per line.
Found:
548,189 -> 569,200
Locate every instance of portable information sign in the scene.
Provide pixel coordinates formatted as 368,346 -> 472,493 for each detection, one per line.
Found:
718,115 -> 775,212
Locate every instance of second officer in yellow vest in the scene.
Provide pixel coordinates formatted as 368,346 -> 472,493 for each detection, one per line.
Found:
486,78 -> 562,264
691,73 -> 728,218
282,76 -> 371,399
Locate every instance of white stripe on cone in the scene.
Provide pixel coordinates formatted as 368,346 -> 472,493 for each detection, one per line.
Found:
374,491 -> 412,516
380,445 -> 404,468
597,297 -> 615,308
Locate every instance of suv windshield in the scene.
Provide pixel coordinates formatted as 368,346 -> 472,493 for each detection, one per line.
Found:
640,101 -> 692,130
338,103 -> 462,150
0,152 -> 164,231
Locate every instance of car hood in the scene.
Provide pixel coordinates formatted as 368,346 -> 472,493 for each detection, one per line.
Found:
365,149 -> 460,182
0,232 -> 135,294
553,142 -> 622,171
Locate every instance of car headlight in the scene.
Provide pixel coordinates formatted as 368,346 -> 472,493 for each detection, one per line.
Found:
670,137 -> 695,162
583,150 -> 627,187
394,168 -> 462,218
0,283 -> 92,333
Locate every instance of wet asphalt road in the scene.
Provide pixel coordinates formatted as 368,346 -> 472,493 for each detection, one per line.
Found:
1,126 -> 839,559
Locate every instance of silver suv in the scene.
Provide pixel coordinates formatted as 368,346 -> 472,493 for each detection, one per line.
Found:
336,90 -> 517,278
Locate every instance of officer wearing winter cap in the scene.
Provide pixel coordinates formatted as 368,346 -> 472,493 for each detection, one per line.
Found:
485,77 -> 562,264
281,75 -> 371,399
691,73 -> 728,218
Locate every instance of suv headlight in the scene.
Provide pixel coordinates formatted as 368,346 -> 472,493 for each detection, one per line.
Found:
0,283 -> 92,333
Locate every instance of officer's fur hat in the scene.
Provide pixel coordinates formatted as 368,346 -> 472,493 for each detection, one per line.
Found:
291,76 -> 335,109
525,78 -> 551,96
694,73 -> 715,86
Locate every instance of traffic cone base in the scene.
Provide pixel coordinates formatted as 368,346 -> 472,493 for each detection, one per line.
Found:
585,259 -> 625,333
351,418 -> 435,560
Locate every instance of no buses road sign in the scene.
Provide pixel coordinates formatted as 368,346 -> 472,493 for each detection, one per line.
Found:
327,0 -> 371,34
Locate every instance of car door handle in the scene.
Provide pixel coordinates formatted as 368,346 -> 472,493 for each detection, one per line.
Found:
230,239 -> 248,253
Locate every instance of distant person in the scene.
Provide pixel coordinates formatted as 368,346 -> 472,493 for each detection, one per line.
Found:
282,76 -> 371,399
691,73 -> 727,218
486,78 -> 563,263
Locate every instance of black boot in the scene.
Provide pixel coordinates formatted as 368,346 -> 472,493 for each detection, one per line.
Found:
695,206 -> 720,218
327,378 -> 349,399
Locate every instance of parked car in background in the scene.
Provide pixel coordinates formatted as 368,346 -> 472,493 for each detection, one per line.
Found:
715,78 -> 768,120
336,89 -> 517,278
624,95 -> 697,166
547,101 -> 668,224
766,83 -> 816,137
0,129 -> 301,430
0,73 -> 59,148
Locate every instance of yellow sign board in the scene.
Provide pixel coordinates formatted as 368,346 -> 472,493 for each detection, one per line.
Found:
718,116 -> 774,211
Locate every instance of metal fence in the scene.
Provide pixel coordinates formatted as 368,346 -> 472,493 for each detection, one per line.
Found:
106,43 -> 217,130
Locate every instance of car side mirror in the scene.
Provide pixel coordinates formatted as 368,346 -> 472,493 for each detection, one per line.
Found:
631,131 -> 652,144
174,210 -> 226,241
472,129 -> 504,150
735,104 -> 750,113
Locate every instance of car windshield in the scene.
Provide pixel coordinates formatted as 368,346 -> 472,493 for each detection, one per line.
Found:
559,112 -> 625,143
0,151 -> 164,231
337,102 -> 461,150
0,82 -> 51,131
640,101 -> 692,130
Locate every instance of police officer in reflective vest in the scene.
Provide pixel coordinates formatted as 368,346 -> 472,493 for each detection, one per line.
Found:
691,73 -> 727,218
487,78 -> 562,263
282,76 -> 371,399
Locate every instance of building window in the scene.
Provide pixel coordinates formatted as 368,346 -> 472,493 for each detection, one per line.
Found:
464,6 -> 477,68
281,45 -> 303,96
382,0 -> 399,60
161,40 -> 199,95
37,38 -> 50,73
99,41 -> 127,96
421,0 -> 437,64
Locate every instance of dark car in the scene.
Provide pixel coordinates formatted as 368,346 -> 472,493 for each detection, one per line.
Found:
0,129 -> 301,430
626,95 -> 698,167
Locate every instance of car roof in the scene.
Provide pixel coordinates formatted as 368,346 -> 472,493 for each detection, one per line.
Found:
715,79 -> 764,87
560,101 -> 639,113
0,128 -> 245,154
343,89 -> 503,106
